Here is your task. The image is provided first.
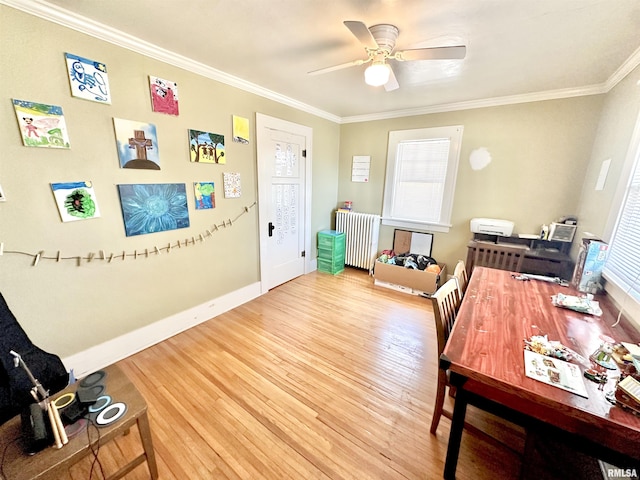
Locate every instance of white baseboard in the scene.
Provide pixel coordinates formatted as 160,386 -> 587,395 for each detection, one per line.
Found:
62,282 -> 262,379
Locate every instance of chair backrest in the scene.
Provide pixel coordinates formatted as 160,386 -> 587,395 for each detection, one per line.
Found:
452,260 -> 468,298
472,243 -> 525,273
431,278 -> 461,356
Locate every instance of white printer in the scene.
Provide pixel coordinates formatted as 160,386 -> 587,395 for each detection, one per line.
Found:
470,218 -> 515,237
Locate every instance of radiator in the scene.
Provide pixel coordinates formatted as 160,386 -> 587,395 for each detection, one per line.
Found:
336,211 -> 381,272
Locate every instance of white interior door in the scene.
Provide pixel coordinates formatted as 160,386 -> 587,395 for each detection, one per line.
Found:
256,114 -> 312,292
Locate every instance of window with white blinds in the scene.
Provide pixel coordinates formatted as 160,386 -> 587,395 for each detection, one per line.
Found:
604,152 -> 640,301
382,126 -> 463,232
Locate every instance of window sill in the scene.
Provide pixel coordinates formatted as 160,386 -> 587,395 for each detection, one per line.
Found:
381,217 -> 451,233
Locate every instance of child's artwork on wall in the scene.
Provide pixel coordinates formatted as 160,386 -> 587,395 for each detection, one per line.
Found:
117,183 -> 189,237
194,182 -> 215,210
223,172 -> 241,198
232,115 -> 249,144
13,100 -> 71,149
149,76 -> 179,116
65,53 -> 111,104
189,129 -> 225,164
113,118 -> 160,170
51,181 -> 101,222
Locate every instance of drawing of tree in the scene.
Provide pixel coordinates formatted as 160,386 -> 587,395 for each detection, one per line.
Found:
189,130 -> 225,163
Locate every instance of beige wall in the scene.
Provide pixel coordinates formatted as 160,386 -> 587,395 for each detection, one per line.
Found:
575,65 -> 640,327
0,6 -> 340,357
338,97 -> 604,271
575,67 -> 640,241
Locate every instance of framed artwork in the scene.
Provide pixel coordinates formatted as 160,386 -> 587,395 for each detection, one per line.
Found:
117,183 -> 190,237
194,182 -> 215,210
232,115 -> 249,144
65,53 -> 111,104
51,181 -> 101,222
149,76 -> 179,116
188,129 -> 225,164
223,172 -> 241,198
13,99 -> 70,148
113,118 -> 160,170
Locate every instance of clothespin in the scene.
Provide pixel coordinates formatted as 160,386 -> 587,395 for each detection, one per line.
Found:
108,253 -> 114,263
32,251 -> 44,267
206,229 -> 213,237
154,246 -> 160,255
76,256 -> 81,267
87,252 -> 95,262
122,250 -> 126,260
167,242 -> 172,253
56,251 -> 61,262
199,234 -> 204,242
144,248 -> 149,258
134,250 -> 138,259
0,242 -> 4,256
99,250 -> 105,260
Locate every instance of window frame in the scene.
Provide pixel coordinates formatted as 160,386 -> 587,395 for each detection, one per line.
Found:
603,116 -> 640,305
382,125 -> 463,233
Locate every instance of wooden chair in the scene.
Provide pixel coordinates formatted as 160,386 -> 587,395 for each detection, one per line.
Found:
429,278 -> 461,434
452,260 -> 468,299
472,243 -> 525,273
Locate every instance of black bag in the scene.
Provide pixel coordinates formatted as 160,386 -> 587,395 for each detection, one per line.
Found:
0,292 -> 68,425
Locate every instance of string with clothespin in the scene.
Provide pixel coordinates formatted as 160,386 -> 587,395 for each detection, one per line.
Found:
0,202 -> 256,267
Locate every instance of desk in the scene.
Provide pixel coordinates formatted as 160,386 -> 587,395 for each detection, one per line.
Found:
0,364 -> 158,480
466,237 -> 574,278
441,267 -> 640,479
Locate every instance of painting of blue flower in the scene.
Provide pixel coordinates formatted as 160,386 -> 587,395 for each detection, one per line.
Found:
117,183 -> 190,237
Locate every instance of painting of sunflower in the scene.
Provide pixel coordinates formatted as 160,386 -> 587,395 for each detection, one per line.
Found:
117,183 -> 190,237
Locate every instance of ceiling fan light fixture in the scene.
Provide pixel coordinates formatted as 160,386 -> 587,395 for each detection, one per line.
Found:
364,61 -> 390,86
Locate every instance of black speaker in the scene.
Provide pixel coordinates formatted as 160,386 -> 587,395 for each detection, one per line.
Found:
20,403 -> 51,454
60,396 -> 88,425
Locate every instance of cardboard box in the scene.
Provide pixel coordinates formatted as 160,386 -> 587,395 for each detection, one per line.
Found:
571,238 -> 608,294
373,229 -> 445,296
374,261 -> 446,296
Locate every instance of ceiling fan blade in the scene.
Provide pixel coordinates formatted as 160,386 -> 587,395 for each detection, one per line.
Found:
395,45 -> 466,61
343,20 -> 378,49
384,64 -> 399,92
308,58 -> 369,75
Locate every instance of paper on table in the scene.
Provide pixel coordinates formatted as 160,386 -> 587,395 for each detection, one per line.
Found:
551,293 -> 602,316
524,349 -> 589,398
621,342 -> 640,357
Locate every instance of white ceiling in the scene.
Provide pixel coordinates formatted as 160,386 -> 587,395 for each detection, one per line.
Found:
8,0 -> 640,122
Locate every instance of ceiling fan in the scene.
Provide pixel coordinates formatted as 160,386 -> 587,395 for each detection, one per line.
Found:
309,21 -> 466,91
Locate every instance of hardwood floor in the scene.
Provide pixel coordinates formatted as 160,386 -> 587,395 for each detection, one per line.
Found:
68,268 -> 526,479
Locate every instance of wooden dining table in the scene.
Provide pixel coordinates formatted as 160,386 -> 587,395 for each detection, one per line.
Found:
441,266 -> 640,479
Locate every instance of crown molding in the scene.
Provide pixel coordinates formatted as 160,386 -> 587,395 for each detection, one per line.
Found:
2,0 -> 637,125
604,45 -> 640,91
340,84 -> 608,124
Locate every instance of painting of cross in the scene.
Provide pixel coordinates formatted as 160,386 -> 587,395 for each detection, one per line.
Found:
129,130 -> 153,160
113,118 -> 160,170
